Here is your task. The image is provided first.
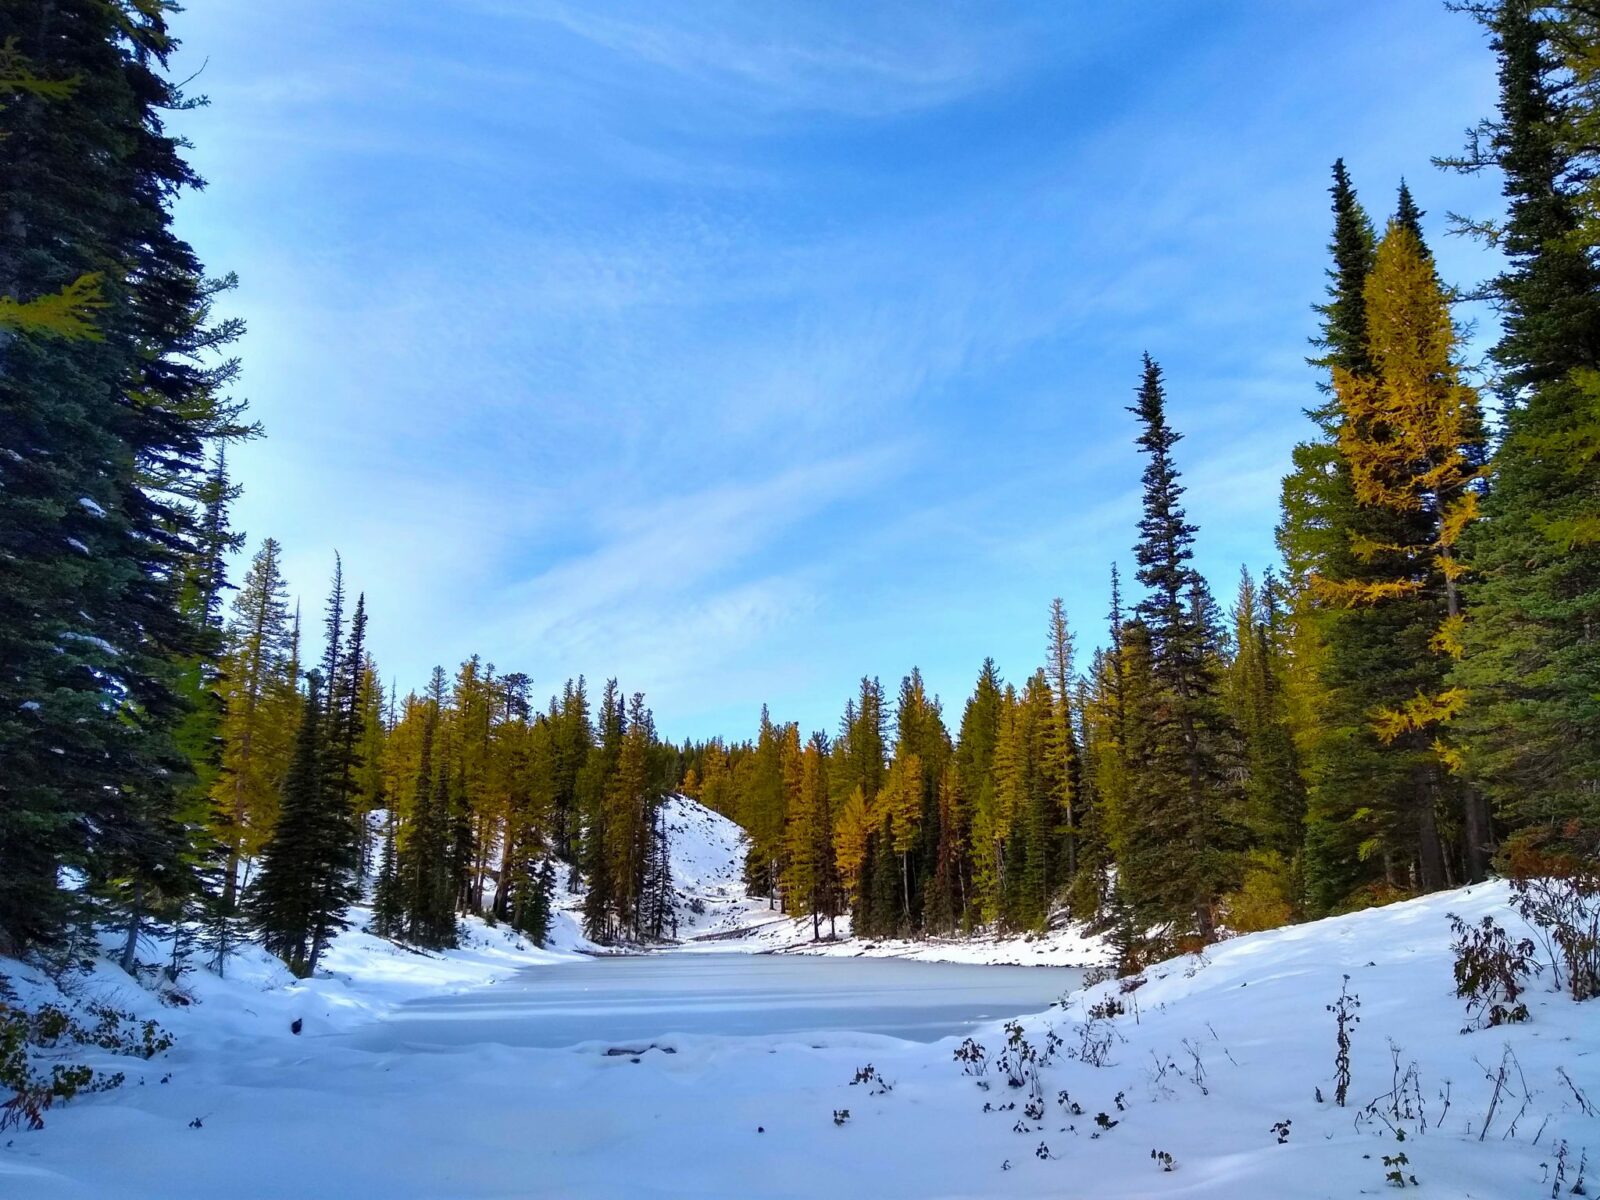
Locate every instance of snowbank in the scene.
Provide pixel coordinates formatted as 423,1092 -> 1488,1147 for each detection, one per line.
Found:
711,909 -> 1113,967
5,799 -> 1597,1198
8,878 -> 1595,1198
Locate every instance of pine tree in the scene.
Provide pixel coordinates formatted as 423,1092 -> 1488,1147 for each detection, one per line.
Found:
0,0 -> 252,954
1121,356 -> 1239,940
248,675 -> 325,975
1045,599 -> 1085,885
1446,0 -> 1600,844
958,660 -> 1006,926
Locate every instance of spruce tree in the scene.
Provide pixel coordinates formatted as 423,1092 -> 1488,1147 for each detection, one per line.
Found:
1045,599 -> 1084,883
0,0 -> 251,954
957,660 -> 1005,925
371,809 -> 404,938
1446,0 -> 1600,843
249,675 -> 325,975
1122,356 -> 1239,940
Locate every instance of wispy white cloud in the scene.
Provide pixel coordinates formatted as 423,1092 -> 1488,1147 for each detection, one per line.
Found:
473,0 -> 1033,119
174,0 -> 1507,737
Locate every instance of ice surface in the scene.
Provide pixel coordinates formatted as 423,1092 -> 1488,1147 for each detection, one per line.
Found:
352,952 -> 1083,1050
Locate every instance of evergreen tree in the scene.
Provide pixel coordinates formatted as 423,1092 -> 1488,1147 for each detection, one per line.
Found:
0,0 -> 252,954
1446,0 -> 1600,843
248,674 -> 325,975
212,539 -> 294,917
1121,356 -> 1239,940
958,660 -> 1006,926
370,808 -> 403,938
401,667 -> 456,948
1045,599 -> 1085,885
581,681 -> 623,942
1310,219 -> 1485,900
1225,569 -> 1308,929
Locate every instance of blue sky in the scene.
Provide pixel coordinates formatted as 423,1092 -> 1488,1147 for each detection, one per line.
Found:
172,1 -> 1505,742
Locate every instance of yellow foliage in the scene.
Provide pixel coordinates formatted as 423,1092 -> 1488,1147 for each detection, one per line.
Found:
1220,853 -> 1297,933
832,786 -> 872,907
1429,613 -> 1465,660
1333,224 -> 1483,565
0,273 -> 105,340
1308,573 -> 1422,608
1371,687 -> 1469,743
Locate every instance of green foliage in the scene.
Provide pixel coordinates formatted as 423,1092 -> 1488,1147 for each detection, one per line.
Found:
1447,0 -> 1600,837
0,0 -> 253,956
1120,357 -> 1241,940
0,980 -> 171,1131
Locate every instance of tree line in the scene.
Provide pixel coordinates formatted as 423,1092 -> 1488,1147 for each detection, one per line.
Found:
682,1 -> 1600,961
2,1 -> 1596,977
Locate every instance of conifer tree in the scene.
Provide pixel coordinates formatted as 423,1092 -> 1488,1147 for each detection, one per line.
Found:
371,809 -> 403,938
956,660 -> 1005,926
402,667 -> 456,948
581,681 -> 623,942
1445,0 -> 1600,843
833,786 -> 873,917
0,0 -> 252,954
212,538 -> 294,918
249,675 -> 326,975
1121,356 -> 1239,940
1311,219 -> 1485,898
1225,569 -> 1308,928
1045,599 -> 1084,883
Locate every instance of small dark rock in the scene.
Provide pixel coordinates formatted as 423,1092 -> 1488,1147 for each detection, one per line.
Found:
291,1018 -> 303,1035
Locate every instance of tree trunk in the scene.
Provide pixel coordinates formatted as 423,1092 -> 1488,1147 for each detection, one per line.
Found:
119,885 -> 143,974
1462,787 -> 1491,883
1415,769 -> 1446,892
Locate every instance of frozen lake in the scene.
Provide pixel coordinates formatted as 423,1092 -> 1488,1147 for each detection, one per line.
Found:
354,951 -> 1085,1050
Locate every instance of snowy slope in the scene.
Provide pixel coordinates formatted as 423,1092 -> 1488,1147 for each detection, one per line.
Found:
6,879 -> 1595,1198
656,794 -> 792,940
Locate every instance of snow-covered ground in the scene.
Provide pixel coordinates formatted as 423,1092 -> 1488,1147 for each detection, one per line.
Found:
713,908 -> 1114,967
3,798 -> 1596,1198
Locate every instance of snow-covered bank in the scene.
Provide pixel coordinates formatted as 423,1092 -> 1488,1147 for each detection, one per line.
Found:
707,909 -> 1114,968
7,878 -> 1596,1198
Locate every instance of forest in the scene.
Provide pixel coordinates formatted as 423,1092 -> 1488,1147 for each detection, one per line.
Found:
1,0 -> 1598,988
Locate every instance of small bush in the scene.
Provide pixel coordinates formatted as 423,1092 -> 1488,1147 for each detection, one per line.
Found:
1222,851 -> 1298,933
1086,995 -> 1125,1021
0,981 -> 171,1132
1504,834 -> 1600,1003
1448,912 -> 1537,1029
